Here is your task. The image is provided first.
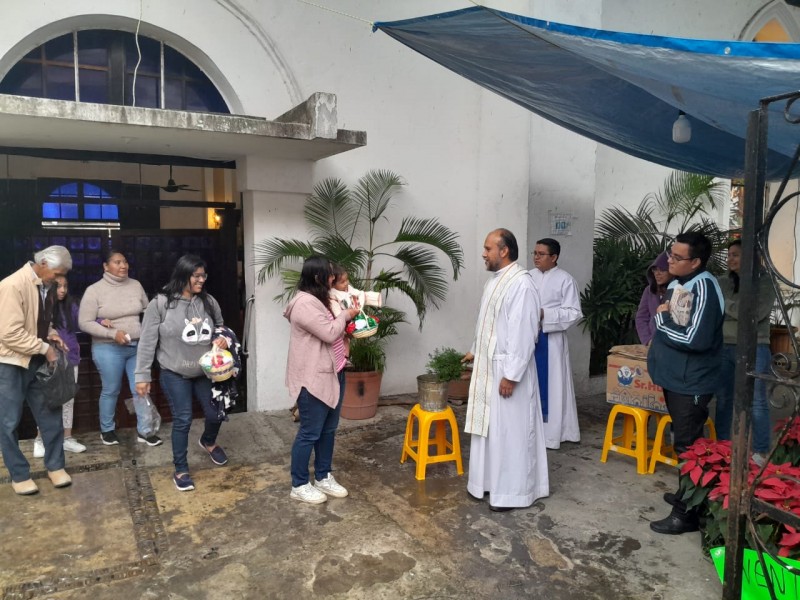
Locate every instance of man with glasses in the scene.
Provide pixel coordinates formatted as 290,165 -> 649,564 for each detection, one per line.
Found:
647,232 -> 724,535
529,238 -> 583,450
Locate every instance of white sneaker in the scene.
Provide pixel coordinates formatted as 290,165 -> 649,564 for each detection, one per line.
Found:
752,452 -> 767,467
290,482 -> 328,504
63,437 -> 87,453
33,438 -> 44,458
314,473 -> 348,498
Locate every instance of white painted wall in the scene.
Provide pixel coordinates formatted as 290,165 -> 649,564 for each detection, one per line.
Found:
1,0 -> 792,408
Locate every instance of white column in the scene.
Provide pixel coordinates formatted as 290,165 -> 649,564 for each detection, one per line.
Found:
240,156 -> 315,411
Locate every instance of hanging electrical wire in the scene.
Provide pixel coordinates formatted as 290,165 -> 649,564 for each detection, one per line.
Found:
131,0 -> 143,107
293,0 -> 373,26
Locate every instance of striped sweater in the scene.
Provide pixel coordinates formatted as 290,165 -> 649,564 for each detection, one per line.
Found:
647,270 -> 724,396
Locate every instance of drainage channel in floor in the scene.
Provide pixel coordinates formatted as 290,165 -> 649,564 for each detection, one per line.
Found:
2,442 -> 168,600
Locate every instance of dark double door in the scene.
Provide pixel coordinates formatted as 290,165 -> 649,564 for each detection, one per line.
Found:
1,226 -> 243,438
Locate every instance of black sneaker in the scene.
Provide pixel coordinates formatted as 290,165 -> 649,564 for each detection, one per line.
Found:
100,431 -> 120,445
137,433 -> 163,447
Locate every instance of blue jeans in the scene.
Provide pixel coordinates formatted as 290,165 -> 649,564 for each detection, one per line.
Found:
0,357 -> 65,481
92,342 -> 150,434
715,343 -> 772,454
159,369 -> 222,474
290,370 -> 345,487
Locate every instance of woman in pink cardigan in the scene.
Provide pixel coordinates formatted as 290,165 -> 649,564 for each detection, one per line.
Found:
284,256 -> 359,505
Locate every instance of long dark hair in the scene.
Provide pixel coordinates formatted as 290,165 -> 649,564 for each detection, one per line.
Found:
53,275 -> 79,332
728,239 -> 741,293
298,256 -> 333,312
160,254 -> 214,315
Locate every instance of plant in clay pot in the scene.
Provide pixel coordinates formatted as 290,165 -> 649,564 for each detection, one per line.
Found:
425,347 -> 465,383
417,347 -> 467,412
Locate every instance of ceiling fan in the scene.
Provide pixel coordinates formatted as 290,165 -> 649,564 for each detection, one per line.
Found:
161,165 -> 199,193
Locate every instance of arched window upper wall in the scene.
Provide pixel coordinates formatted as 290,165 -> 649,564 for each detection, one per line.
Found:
0,30 -> 230,113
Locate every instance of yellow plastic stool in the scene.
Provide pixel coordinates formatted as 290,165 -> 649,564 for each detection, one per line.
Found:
400,403 -> 464,480
600,404 -> 658,475
648,413 -> 717,473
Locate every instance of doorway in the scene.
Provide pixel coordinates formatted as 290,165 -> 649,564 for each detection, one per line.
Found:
0,164 -> 244,438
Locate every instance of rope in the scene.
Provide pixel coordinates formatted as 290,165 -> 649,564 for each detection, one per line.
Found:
293,0 -> 373,26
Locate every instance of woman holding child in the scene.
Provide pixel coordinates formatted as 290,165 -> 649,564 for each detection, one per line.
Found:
284,257 -> 359,504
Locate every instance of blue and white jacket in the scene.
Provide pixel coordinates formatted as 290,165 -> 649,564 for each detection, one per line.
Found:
647,270 -> 724,396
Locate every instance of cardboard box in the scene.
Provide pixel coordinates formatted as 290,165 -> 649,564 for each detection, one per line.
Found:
606,345 -> 667,414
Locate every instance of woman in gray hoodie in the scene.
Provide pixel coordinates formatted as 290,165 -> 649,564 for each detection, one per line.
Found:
135,255 -> 228,492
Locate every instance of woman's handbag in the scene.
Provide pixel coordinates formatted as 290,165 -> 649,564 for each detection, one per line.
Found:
36,348 -> 77,410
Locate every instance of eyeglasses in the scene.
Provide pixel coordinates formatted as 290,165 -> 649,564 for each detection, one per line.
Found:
191,273 -> 208,281
667,252 -> 693,263
532,252 -> 553,257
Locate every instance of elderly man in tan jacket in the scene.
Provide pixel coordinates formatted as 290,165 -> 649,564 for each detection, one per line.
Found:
0,245 -> 72,495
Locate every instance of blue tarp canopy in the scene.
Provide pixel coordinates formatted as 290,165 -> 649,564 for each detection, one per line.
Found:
374,6 -> 800,180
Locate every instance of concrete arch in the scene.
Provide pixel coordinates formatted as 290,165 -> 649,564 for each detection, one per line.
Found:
740,0 -> 800,42
214,0 -> 304,107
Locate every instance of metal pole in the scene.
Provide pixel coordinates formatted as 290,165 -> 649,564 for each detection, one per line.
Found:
722,106 -> 768,598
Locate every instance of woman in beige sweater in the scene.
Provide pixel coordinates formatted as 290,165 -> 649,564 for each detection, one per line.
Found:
79,250 -> 159,447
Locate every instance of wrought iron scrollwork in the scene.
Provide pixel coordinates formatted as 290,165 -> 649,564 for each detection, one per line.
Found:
725,90 -> 800,600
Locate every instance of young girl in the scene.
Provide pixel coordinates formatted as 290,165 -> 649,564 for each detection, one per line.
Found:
329,264 -> 382,361
329,265 -> 382,312
34,274 -> 86,457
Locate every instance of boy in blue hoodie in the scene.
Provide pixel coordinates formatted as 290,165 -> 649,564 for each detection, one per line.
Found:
647,232 -> 724,535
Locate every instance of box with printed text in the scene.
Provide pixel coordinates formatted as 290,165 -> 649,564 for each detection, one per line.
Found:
606,345 -> 667,414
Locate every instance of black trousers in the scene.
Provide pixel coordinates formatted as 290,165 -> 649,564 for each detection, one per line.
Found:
663,389 -> 712,455
664,389 -> 712,518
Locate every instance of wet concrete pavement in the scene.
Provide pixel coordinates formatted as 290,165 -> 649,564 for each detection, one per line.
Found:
1,394 -> 723,599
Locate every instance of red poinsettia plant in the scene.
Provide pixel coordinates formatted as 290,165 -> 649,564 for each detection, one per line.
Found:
772,416 -> 800,466
677,427 -> 800,558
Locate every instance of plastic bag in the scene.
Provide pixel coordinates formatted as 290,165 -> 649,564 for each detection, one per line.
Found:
36,348 -> 77,410
132,394 -> 161,436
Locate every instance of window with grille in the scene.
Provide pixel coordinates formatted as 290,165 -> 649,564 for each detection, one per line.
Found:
42,181 -> 120,228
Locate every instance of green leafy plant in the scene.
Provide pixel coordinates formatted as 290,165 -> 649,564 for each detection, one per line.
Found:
580,238 -> 651,373
253,169 -> 464,373
349,336 -> 387,373
425,347 -> 465,383
594,171 -> 729,272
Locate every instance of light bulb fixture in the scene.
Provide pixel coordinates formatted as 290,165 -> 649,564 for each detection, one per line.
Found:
672,111 -> 692,144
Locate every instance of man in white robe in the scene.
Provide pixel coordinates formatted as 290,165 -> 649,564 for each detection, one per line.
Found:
529,238 -> 582,450
463,229 -> 549,512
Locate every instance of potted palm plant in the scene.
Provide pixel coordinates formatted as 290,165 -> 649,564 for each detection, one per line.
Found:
418,347 -> 468,411
254,170 -> 464,419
